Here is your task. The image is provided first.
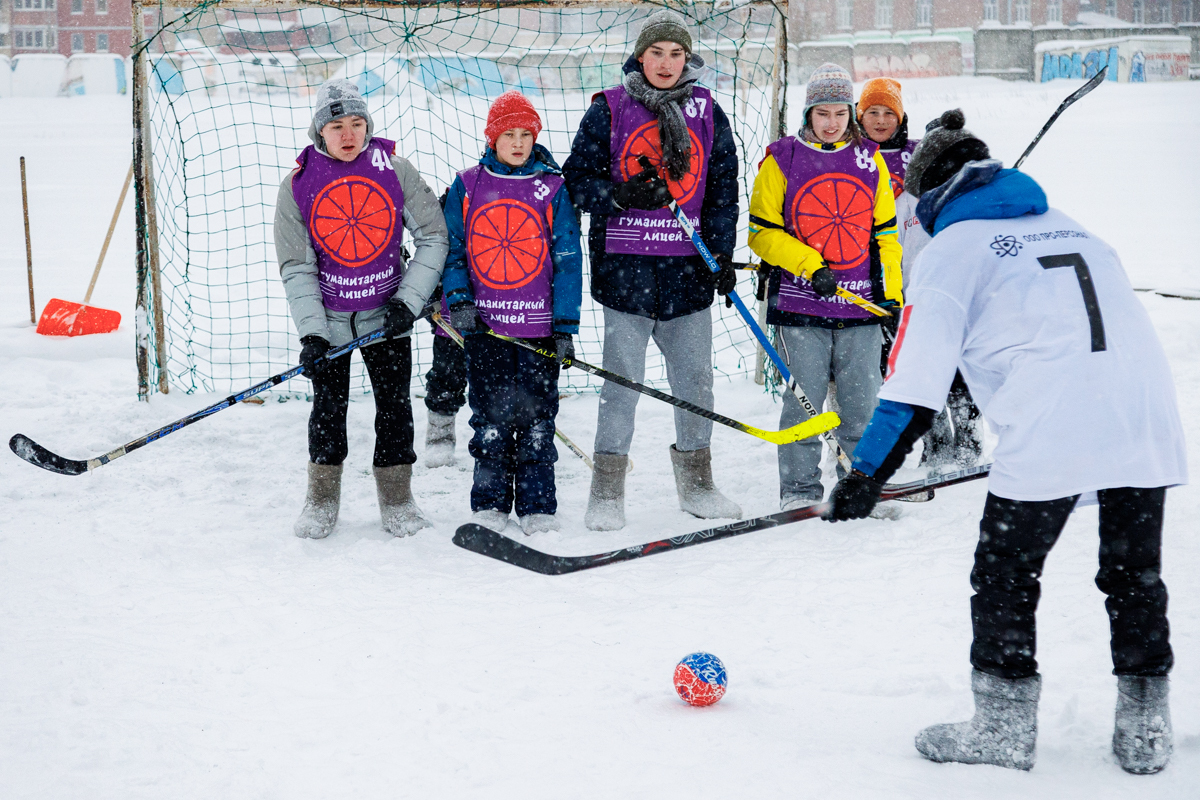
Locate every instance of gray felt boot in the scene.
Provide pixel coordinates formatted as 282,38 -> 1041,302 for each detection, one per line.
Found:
424,412 -> 457,468
915,670 -> 1040,771
1113,675 -> 1172,774
585,453 -> 628,531
669,445 -> 742,520
374,464 -> 431,537
294,462 -> 342,539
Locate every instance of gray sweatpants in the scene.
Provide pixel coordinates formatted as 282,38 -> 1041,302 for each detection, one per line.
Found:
594,306 -> 714,456
777,324 -> 882,501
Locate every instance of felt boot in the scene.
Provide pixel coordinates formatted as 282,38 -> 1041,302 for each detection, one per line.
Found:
915,670 -> 1040,771
585,453 -> 628,531
424,412 -> 457,468
374,464 -> 431,537
1113,675 -> 1172,774
294,462 -> 342,539
669,445 -> 742,520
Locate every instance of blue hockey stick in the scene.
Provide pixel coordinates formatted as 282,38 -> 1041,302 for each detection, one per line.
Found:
639,155 -> 853,471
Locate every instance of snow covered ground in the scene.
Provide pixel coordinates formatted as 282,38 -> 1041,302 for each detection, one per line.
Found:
1,77 -> 1197,798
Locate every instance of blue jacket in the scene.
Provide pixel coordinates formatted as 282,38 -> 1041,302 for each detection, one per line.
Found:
562,57 -> 739,321
442,144 -> 583,336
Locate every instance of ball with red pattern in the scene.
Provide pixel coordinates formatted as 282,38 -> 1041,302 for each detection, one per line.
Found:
673,652 -> 728,707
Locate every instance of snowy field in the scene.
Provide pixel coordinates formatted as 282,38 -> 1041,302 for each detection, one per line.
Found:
1,77 -> 1198,798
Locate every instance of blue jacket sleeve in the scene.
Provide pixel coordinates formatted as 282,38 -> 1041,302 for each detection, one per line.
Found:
852,399 -> 937,484
562,96 -> 618,218
440,176 -> 472,308
701,102 -> 739,259
550,184 -> 583,335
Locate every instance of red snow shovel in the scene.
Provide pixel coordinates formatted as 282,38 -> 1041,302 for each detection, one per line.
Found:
36,163 -> 132,337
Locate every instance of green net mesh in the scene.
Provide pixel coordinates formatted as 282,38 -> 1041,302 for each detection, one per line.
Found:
136,0 -> 785,399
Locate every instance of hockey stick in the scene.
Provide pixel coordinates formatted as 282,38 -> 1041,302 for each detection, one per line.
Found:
453,462 -> 992,575
638,155 -> 853,472
731,262 -> 891,317
10,306 -> 435,475
1013,65 -> 1107,170
433,315 -> 839,447
429,312 -> 631,473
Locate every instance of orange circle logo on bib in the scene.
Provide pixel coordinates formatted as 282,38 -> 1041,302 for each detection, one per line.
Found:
791,174 -> 874,270
310,176 -> 396,268
619,122 -> 704,206
467,199 -> 548,290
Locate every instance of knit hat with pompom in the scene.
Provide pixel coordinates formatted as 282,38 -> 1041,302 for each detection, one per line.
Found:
484,91 -> 543,148
904,109 -> 991,198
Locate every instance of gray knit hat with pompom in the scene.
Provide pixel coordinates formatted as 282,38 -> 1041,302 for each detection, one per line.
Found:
905,109 -> 990,198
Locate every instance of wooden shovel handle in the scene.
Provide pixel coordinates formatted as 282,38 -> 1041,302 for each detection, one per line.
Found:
83,162 -> 134,306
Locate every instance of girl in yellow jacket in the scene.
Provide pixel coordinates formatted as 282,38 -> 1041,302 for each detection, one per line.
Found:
748,62 -> 902,513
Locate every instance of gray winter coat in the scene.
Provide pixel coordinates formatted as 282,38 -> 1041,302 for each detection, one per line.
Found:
274,136 -> 448,347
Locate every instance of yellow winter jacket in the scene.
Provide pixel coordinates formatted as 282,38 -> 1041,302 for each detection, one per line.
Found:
748,140 -> 903,306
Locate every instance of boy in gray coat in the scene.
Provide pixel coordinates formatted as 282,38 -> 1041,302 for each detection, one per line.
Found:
274,78 -> 448,539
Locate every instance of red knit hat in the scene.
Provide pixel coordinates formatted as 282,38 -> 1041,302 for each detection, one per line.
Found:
484,91 -> 542,148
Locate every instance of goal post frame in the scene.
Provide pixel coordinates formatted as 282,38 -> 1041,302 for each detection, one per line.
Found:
130,0 -> 790,399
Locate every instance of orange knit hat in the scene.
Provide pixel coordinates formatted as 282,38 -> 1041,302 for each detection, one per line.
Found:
856,77 -> 904,122
484,91 -> 542,148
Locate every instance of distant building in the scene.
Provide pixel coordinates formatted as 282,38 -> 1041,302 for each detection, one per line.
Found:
793,0 -> 1082,38
6,0 -> 131,58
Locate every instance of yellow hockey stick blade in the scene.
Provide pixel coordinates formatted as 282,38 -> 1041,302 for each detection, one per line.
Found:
834,287 -> 892,317
755,411 -> 841,445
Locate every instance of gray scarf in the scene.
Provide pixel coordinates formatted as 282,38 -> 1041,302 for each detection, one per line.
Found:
622,58 -> 701,181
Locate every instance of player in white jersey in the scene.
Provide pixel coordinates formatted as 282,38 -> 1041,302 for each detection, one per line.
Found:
824,110 -> 1187,774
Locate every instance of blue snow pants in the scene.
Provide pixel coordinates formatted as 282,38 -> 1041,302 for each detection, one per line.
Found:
464,335 -> 560,516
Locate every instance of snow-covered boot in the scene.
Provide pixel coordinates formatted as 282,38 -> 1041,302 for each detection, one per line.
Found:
585,453 -> 628,531
519,514 -> 560,535
294,462 -> 342,539
915,670 -> 1040,771
374,464 -> 431,537
669,445 -> 742,520
1113,675 -> 1172,774
424,412 -> 457,468
471,509 -> 509,533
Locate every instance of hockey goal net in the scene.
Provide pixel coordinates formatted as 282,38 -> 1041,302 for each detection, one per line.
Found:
131,0 -> 787,399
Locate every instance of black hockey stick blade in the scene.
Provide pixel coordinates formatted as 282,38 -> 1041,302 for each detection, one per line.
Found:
454,463 -> 992,575
1013,65 -> 1107,170
9,434 -> 89,475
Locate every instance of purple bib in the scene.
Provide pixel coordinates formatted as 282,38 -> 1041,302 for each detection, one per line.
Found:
292,138 -> 405,312
767,136 -> 880,319
879,139 -> 918,199
460,164 -> 563,338
602,85 -> 713,256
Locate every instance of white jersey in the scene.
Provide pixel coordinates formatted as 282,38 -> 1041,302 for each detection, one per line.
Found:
882,208 -> 1187,501
895,191 -> 930,288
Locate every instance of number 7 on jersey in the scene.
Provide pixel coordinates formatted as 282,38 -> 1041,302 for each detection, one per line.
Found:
1038,253 -> 1106,352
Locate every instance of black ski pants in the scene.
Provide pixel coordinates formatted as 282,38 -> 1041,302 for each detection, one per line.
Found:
970,487 -> 1172,680
424,331 -> 468,417
308,336 -> 416,468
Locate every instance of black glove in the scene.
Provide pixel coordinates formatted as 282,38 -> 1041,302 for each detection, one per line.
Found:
449,301 -> 482,333
823,470 -> 884,522
877,299 -> 901,342
612,166 -> 672,211
384,302 -> 416,338
809,266 -> 839,299
714,253 -> 738,297
553,332 -> 575,368
299,335 -> 332,376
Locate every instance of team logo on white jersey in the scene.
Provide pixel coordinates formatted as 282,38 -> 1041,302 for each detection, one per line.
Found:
990,234 -> 1022,257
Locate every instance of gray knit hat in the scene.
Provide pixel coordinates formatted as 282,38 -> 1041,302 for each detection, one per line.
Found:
634,9 -> 692,58
802,62 -> 854,120
308,78 -> 374,151
905,109 -> 990,198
